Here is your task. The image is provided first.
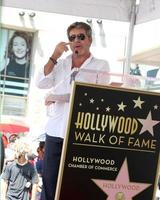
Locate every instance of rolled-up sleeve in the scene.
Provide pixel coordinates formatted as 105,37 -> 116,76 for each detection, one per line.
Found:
1,164 -> 10,181
35,67 -> 55,89
35,60 -> 65,89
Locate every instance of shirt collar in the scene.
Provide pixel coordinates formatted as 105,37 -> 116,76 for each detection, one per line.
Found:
67,54 -> 93,70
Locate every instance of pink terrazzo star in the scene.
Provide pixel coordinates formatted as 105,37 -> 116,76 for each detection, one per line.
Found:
92,159 -> 151,200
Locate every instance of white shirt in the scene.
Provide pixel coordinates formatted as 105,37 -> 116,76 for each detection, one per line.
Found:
36,54 -> 110,138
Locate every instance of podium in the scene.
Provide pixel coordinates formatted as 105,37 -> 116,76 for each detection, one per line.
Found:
48,70 -> 160,200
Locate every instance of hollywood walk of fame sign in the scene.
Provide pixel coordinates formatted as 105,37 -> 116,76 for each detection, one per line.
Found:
55,82 -> 160,200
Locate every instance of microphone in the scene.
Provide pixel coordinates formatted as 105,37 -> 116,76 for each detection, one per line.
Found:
70,50 -> 79,84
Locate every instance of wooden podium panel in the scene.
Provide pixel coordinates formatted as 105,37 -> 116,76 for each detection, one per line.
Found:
55,82 -> 160,200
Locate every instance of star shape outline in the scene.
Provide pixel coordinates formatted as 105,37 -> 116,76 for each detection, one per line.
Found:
133,96 -> 144,109
137,111 -> 160,136
92,158 -> 151,200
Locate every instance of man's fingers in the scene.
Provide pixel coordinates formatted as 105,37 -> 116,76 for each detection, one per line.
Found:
45,101 -> 55,106
65,42 -> 71,46
64,47 -> 69,52
64,42 -> 71,52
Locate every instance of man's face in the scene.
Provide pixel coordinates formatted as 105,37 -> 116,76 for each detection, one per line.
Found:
68,28 -> 92,56
16,153 -> 28,165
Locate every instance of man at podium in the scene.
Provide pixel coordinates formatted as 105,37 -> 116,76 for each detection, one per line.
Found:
36,21 -> 110,200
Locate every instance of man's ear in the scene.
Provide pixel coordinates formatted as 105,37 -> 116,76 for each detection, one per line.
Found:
89,37 -> 92,43
88,37 -> 92,47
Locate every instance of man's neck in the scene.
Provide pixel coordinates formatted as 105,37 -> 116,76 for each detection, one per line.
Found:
72,52 -> 91,68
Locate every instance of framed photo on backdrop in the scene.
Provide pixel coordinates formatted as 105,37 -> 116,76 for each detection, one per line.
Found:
0,28 -> 34,96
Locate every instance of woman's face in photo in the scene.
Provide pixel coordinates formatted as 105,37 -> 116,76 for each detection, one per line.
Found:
12,36 -> 28,59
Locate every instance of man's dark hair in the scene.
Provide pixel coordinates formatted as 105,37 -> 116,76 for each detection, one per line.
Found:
67,22 -> 92,38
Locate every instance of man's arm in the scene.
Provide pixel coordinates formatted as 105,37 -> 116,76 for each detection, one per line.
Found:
31,183 -> 38,200
1,179 -> 8,200
35,42 -> 70,89
44,42 -> 70,76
